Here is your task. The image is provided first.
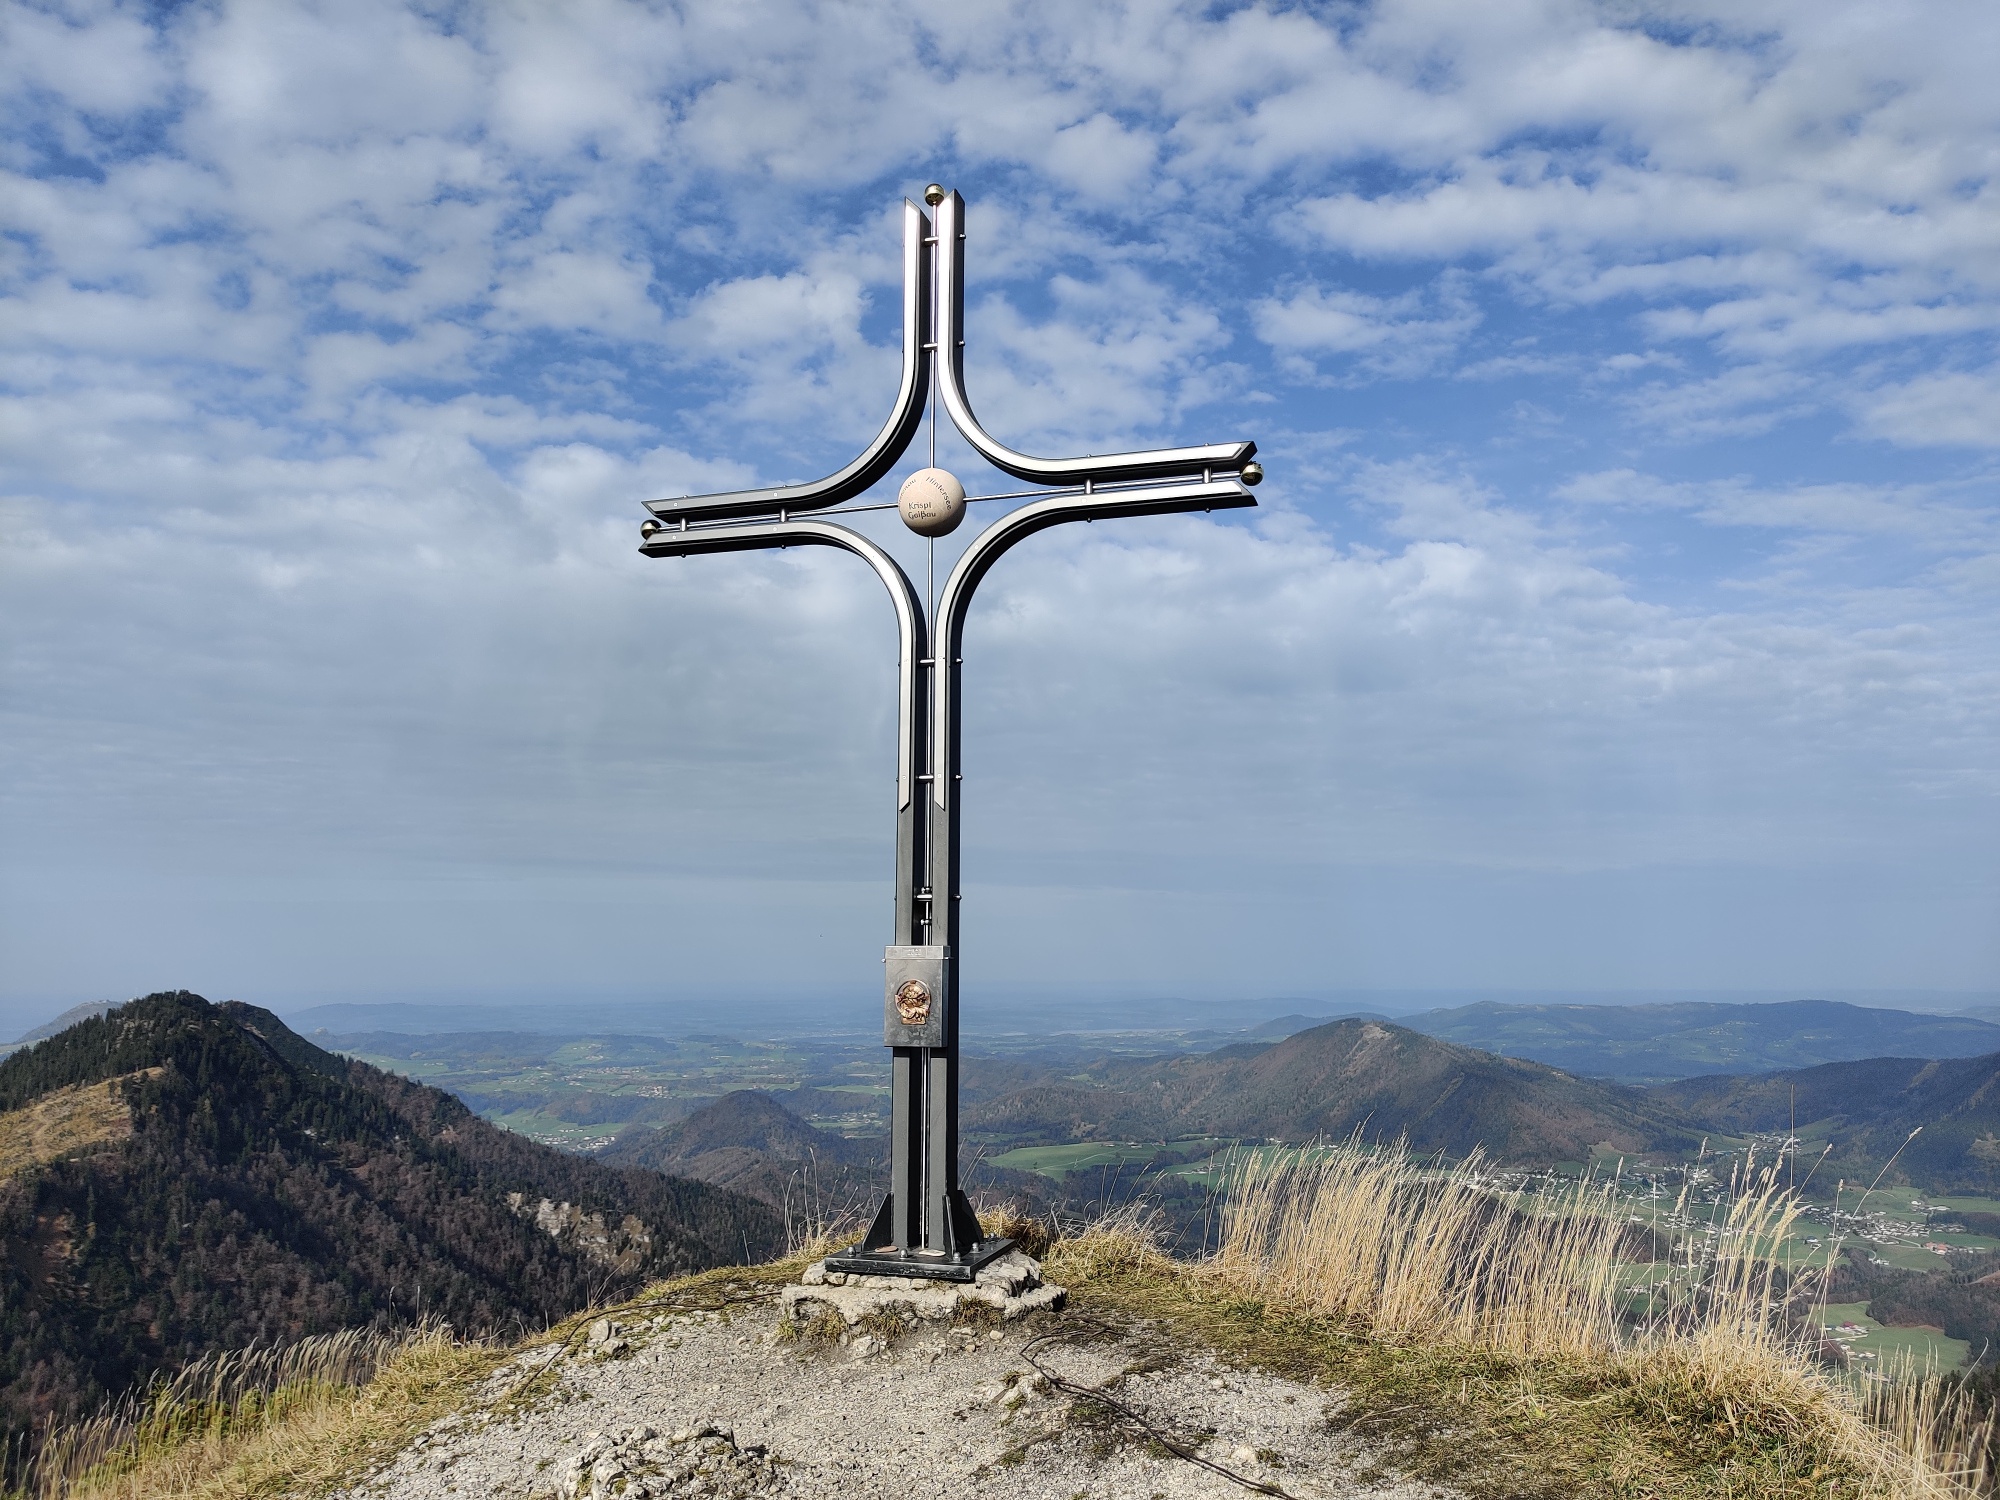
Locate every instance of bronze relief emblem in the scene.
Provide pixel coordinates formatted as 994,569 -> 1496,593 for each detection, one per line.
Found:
894,979 -> 933,1026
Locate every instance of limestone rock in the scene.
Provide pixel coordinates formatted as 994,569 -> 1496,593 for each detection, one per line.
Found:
558,1422 -> 780,1499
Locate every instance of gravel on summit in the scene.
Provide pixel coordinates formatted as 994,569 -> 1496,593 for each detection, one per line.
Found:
340,1264 -> 1462,1500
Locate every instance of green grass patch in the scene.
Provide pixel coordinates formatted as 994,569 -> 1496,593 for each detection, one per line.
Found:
987,1142 -> 1176,1180
1914,1195 -> 2000,1216
1866,1243 -> 1985,1274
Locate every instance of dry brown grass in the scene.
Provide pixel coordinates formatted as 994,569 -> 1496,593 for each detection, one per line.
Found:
0,1073 -> 152,1184
1212,1143 -> 1639,1358
1861,1357 -> 1999,1499
17,1328 -> 501,1500
977,1204 -> 1054,1260
14,1252 -> 822,1499
1046,1141 -> 1997,1500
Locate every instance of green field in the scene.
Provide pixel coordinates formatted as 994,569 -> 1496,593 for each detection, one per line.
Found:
327,1029 -> 892,1144
1910,1195 -> 2000,1215
1165,1140 -> 1426,1187
1820,1302 -> 1971,1372
485,1109 -> 627,1151
988,1140 -> 1233,1180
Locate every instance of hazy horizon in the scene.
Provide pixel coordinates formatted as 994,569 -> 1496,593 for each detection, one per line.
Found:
11,986 -> 2000,1049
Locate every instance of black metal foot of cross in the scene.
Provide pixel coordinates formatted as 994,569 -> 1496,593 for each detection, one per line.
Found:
637,186 -> 1259,1279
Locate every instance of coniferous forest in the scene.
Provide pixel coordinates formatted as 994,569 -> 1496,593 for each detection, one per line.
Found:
0,991 -> 782,1459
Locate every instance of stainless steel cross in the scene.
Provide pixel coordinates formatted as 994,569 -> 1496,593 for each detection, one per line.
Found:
637,185 -> 1261,1281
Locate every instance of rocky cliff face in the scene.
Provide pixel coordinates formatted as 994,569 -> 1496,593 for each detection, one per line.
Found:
506,1193 -> 657,1275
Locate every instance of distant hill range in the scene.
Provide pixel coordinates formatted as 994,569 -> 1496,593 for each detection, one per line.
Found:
1653,1052 -> 2000,1195
967,1019 -> 1705,1162
0,1001 -> 121,1059
601,1090 -> 1057,1227
0,992 -> 780,1455
1390,999 -> 2000,1084
601,1089 -> 877,1208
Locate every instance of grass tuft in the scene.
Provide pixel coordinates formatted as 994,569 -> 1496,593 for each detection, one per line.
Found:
17,1326 -> 500,1500
1049,1138 -> 1996,1499
978,1205 -> 1054,1260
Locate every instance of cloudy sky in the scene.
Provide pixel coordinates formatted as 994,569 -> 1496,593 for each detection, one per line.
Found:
3,0 -> 1996,1031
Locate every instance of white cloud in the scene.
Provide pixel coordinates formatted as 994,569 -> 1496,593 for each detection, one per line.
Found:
1559,468 -> 2000,548
301,325 -> 479,403
956,264 -> 1235,451
1856,369 -> 2000,448
489,250 -> 662,338
1253,276 -> 1481,379
480,3 -> 679,157
180,0 -> 484,145
1237,1 -> 2000,431
515,441 -> 753,524
1616,363 -> 1815,440
1045,113 -> 1156,196
0,0 -> 170,124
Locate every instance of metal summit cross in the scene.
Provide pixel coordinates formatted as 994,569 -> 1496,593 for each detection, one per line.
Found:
637,185 -> 1261,1282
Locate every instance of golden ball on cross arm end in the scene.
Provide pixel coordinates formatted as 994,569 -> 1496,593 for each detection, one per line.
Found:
923,183 -> 947,206
639,518 -> 664,539
1240,461 -> 1264,486
898,467 -> 966,536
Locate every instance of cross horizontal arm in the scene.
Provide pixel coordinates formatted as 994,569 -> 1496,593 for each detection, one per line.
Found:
642,199 -> 933,524
934,191 -> 1257,487
639,519 -> 926,826
927,474 -> 1257,807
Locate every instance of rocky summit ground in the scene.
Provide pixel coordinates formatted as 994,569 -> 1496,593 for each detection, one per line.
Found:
336,1276 -> 1464,1500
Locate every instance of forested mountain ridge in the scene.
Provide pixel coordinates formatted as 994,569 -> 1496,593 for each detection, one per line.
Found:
1652,1050 -> 2000,1194
600,1089 -> 884,1215
967,1018 -> 1707,1161
600,1090 -> 1060,1230
604,1089 -> 866,1171
0,1001 -> 118,1059
0,992 -> 781,1459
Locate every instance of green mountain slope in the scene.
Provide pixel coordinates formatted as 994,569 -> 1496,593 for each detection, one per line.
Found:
599,1089 -> 880,1209
0,992 -> 781,1456
1402,999 -> 2000,1084
968,1019 -> 1705,1161
599,1090 -> 1059,1230
603,1089 -> 865,1171
1653,1052 -> 2000,1193
597,1090 -> 890,1230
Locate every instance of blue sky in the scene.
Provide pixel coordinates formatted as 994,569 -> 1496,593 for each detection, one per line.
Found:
2,0 -> 1996,1030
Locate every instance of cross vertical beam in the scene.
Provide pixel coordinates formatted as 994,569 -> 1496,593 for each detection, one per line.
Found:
638,185 -> 1259,1282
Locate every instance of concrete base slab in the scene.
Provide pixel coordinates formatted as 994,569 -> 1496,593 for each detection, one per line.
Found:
822,1234 -> 1015,1283
782,1248 -> 1066,1330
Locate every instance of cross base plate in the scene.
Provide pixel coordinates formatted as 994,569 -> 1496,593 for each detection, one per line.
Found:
820,1236 -> 1015,1284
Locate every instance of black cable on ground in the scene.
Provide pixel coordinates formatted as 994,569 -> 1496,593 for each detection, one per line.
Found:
1018,1321 -> 1304,1500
